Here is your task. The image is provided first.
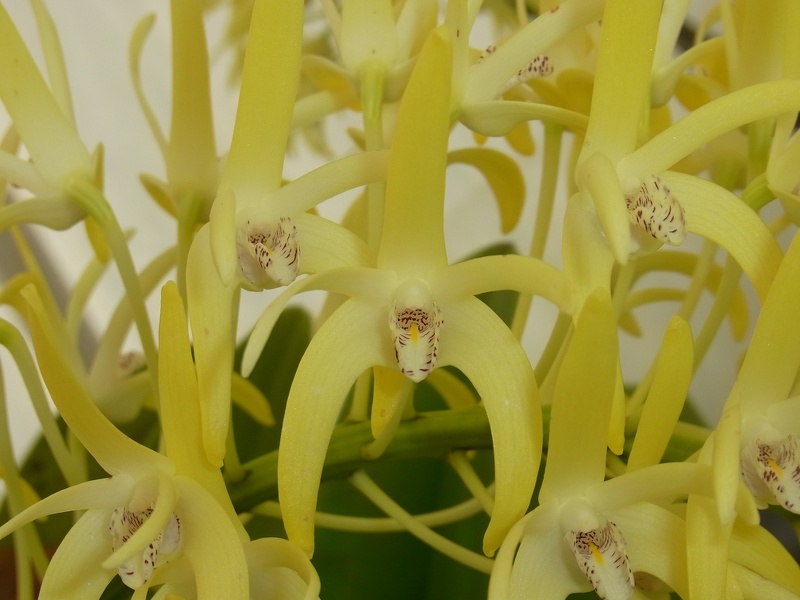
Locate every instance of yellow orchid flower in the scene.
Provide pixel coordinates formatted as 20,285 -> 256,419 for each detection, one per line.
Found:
235,27 -> 577,559
489,291 -> 751,600
0,282 -> 318,598
185,0 -> 384,465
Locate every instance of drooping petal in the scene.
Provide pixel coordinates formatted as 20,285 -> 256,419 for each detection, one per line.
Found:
159,282 -> 236,517
729,518 -> 800,595
686,494 -> 732,599
187,227 -> 240,467
539,290 -> 617,503
23,286 -> 168,476
279,298 -> 395,555
736,231 -> 800,416
627,316 -> 694,471
174,476 -> 249,599
378,27 -> 451,275
245,538 -> 321,599
505,506 -> 589,599
437,297 -> 540,556
660,171 -> 783,303
610,502 -> 690,599
293,212 -> 374,271
371,366 -> 412,439
37,509 -> 117,600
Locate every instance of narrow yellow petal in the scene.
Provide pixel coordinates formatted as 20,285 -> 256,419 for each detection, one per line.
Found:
220,0 -> 303,200
378,28 -> 452,275
662,171 -> 782,303
540,290 -> 617,503
37,509 -> 117,600
175,476 -> 249,599
187,228 -> 240,466
730,519 -> 800,595
166,0 -> 216,197
24,286 -> 167,475
370,366 -> 410,439
627,317 -> 694,471
736,231 -> 800,415
686,494 -> 732,600
438,297 -> 540,556
279,299 -> 394,555
231,373 -> 274,427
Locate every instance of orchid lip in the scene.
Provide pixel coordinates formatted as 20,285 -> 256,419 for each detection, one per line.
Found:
389,279 -> 442,383
237,215 -> 300,287
624,174 -> 687,247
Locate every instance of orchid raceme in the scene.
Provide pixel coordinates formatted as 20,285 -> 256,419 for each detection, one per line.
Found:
5,1 -> 800,598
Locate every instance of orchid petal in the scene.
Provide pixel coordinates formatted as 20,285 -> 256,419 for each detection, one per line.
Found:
340,0 -> 397,72
619,80 -> 800,179
464,0 -> 603,104
187,227 -> 240,467
432,254 -> 575,315
438,297 -> 540,556
0,197 -> 84,232
166,0 -> 216,198
220,0 -> 303,201
294,212 -> 373,272
159,281 -> 231,510
611,503 -> 689,599
460,101 -> 589,137
245,538 -> 321,599
506,506 -> 588,599
242,266 -> 394,377
562,192 -> 616,303
371,366 -> 411,439
266,150 -> 390,216
175,476 -> 249,599
728,564 -> 800,600
129,14 -> 167,157
29,0 -> 74,123
0,3 -> 92,188
0,477 -> 133,542
23,285 -> 168,475
687,494 -> 732,600
736,232 -> 800,415
730,519 -> 800,595
37,509 -> 117,600
378,28 -> 451,275
627,317 -> 694,471
540,290 -> 617,503
578,0 -> 661,166
231,373 -> 274,426
447,148 -> 525,233
279,298 -> 394,555
660,171 -> 782,303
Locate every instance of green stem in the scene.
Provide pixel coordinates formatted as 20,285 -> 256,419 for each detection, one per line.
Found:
228,404 -> 706,512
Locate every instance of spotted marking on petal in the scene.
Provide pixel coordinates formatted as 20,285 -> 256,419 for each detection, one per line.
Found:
108,504 -> 181,589
625,175 -> 686,246
567,520 -> 634,600
237,216 -> 300,287
389,299 -> 442,384
741,435 -> 800,513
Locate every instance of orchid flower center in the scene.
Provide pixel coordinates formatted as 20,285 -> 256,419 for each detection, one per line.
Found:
237,215 -> 300,286
741,434 -> 800,513
624,175 -> 686,247
108,504 -> 182,589
389,280 -> 442,383
560,498 -> 634,600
